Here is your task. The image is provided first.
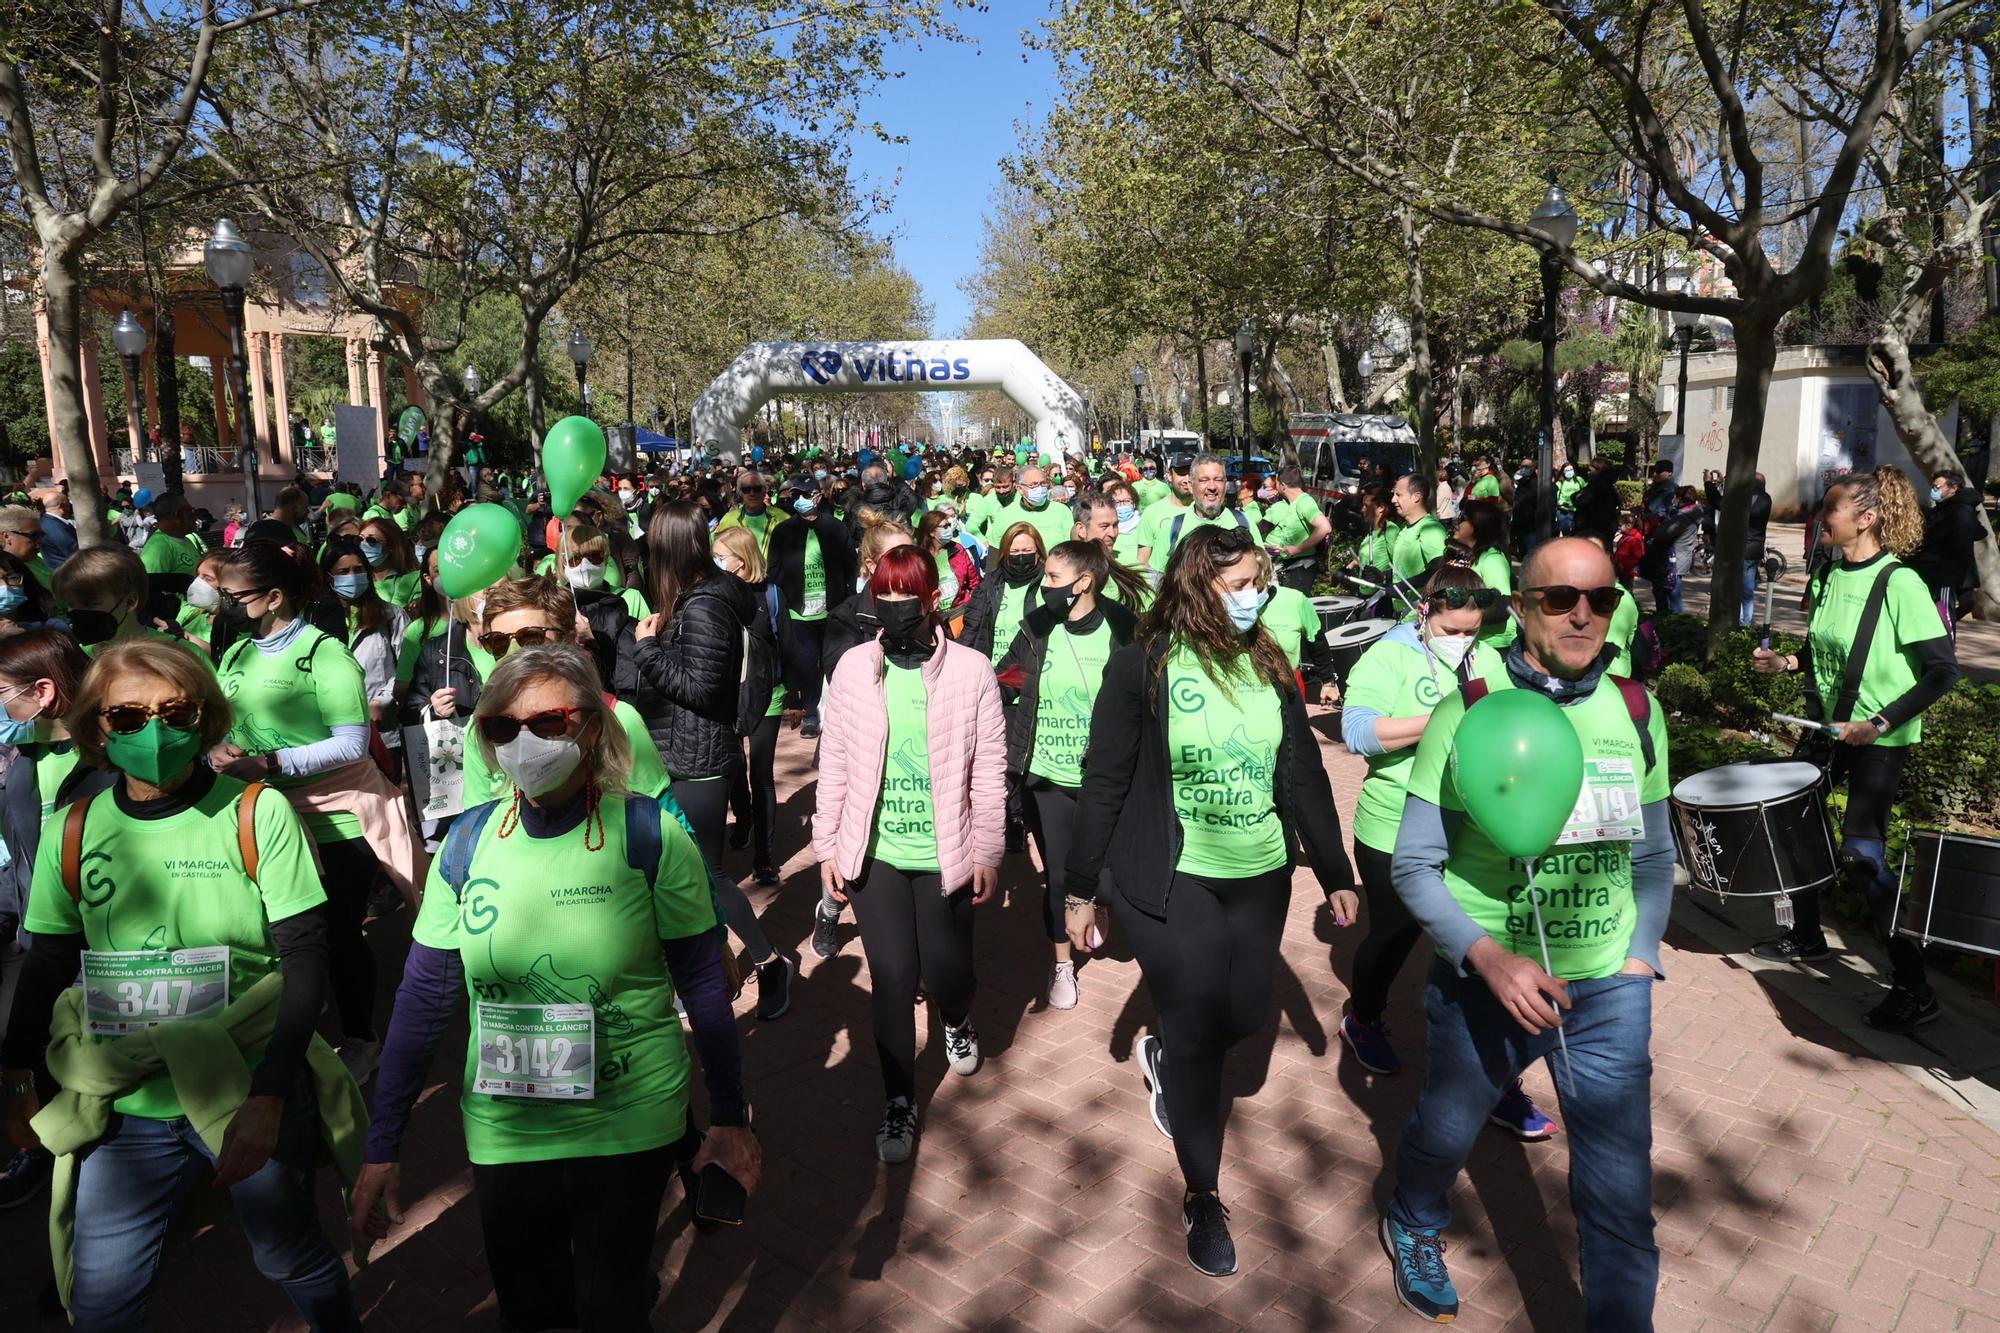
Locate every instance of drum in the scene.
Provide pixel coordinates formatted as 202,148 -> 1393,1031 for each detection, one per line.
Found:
1324,618 -> 1394,683
1897,831 -> 2000,957
1311,595 -> 1364,629
1670,761 -> 1836,899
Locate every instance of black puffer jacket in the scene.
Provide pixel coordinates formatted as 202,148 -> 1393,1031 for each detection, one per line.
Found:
396,619 -> 481,728
571,584 -> 636,686
959,560 -> 1041,658
993,600 -> 1138,776
616,573 -> 757,779
821,590 -> 878,683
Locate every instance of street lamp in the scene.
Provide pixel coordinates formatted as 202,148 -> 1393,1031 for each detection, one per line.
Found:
1234,320 -> 1257,466
204,217 -> 260,516
567,326 -> 594,408
1527,174 -> 1578,546
1670,294 -> 1699,474
1356,350 -> 1376,407
1130,365 -> 1148,458
111,308 -> 151,475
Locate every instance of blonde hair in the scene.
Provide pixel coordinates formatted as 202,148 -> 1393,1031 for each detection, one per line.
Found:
480,575 -> 575,633
712,525 -> 764,582
474,644 -> 631,793
563,520 -> 609,564
69,638 -> 232,770
53,545 -> 147,612
856,510 -> 912,571
1834,466 -> 1926,557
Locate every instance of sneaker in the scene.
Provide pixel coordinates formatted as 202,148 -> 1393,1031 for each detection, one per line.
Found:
810,904 -> 841,960
799,719 -> 821,740
876,1096 -> 917,1163
1182,1191 -> 1238,1277
1047,961 -> 1078,1010
0,1147 -> 50,1211
1488,1080 -> 1557,1141
1138,1033 -> 1171,1139
1340,1007 -> 1402,1075
754,954 -> 794,1021
727,823 -> 750,850
339,1038 -> 383,1087
1865,986 -> 1941,1034
1749,932 -> 1830,963
1380,1216 -> 1460,1322
943,1019 -> 981,1076
674,1130 -> 718,1233
753,860 -> 780,886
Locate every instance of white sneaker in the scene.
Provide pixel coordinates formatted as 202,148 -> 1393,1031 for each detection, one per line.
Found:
1047,962 -> 1078,1010
876,1097 -> 918,1163
339,1038 -> 382,1087
943,1019 -> 981,1077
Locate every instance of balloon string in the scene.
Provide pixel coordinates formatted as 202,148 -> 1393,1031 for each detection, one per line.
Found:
1524,865 -> 1575,1100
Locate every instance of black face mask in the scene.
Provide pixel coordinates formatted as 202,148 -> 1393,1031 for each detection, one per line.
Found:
874,598 -> 929,646
1002,554 -> 1040,583
70,608 -> 122,646
1041,580 -> 1079,618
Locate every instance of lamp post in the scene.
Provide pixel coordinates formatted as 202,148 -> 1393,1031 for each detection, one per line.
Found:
567,326 -> 594,409
111,308 -> 151,477
1670,295 -> 1698,473
460,362 -> 484,503
1234,320 -> 1256,468
1527,174 -> 1578,546
1131,364 -> 1148,459
1356,350 -> 1376,409
205,217 -> 260,516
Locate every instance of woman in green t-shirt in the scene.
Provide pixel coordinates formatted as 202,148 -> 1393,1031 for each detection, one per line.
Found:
1451,499 -> 1517,644
1062,524 -> 1358,1278
358,515 -> 422,612
1750,466 -> 1959,1033
351,645 -> 755,1330
1,639 -> 359,1332
959,521 -> 1045,662
321,537 -> 407,728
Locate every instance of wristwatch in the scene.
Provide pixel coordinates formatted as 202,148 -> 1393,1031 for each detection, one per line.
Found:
3,1069 -> 33,1096
1868,713 -> 1889,732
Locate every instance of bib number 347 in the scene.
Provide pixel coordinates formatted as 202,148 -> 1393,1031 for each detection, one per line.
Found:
83,947 -> 231,1036
474,1002 -> 596,1100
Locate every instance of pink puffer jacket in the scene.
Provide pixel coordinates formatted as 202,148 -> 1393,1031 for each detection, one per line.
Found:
812,634 -> 1007,892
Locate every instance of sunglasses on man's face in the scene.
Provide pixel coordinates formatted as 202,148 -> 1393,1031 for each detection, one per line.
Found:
1522,584 -> 1621,616
477,626 -> 557,656
101,700 -> 201,734
477,707 -> 583,744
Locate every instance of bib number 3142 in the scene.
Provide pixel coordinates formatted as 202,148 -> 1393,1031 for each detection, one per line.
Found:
83,947 -> 231,1036
474,1002 -> 595,1100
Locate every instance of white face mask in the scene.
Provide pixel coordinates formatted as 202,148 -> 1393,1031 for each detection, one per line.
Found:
1223,586 -> 1269,632
1426,630 -> 1475,672
185,577 -> 220,610
565,559 -> 605,590
856,575 -> 869,594
617,490 -> 636,507
714,555 -> 736,575
493,728 -> 583,797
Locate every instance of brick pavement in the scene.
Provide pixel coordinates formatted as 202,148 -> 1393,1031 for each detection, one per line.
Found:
4,718 -> 1999,1331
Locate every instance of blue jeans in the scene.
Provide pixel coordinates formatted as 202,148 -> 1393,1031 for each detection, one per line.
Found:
1739,560 -> 1760,626
71,1106 -> 359,1333
1391,960 -> 1657,1330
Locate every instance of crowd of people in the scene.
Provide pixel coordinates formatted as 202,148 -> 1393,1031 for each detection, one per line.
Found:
0,436 -> 1968,1329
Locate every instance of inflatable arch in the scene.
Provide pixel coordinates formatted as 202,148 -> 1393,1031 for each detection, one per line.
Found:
688,339 -> 1090,464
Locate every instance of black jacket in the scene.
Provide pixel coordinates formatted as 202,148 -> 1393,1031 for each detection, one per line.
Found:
1743,487 -> 1773,562
0,746 -> 113,942
1064,637 -> 1355,918
396,619 -> 482,728
1915,485 -> 1983,594
769,510 -> 857,618
959,562 -> 1040,659
993,600 -> 1139,775
571,584 -> 637,685
1572,473 -> 1621,539
821,590 -> 877,683
616,573 -> 759,779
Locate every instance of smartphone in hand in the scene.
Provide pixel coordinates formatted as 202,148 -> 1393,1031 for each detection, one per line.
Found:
695,1162 -> 747,1226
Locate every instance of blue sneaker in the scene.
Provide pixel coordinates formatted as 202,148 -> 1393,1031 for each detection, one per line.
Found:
1340,1006 -> 1402,1075
1487,1080 -> 1557,1141
1380,1216 -> 1459,1322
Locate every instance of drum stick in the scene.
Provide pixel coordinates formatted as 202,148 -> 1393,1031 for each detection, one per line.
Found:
1772,712 -> 1837,734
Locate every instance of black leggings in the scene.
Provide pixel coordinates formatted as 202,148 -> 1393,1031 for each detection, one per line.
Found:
781,615 -> 827,720
1025,777 -> 1078,944
472,1138 -> 679,1332
1118,867 -> 1291,1194
318,837 -> 379,1042
1348,840 -> 1422,1024
1795,745 -> 1926,990
673,773 -> 773,963
848,859 -> 976,1101
727,714 -> 781,862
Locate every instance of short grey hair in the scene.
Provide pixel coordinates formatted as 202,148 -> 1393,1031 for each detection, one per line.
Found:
1190,452 -> 1230,476
473,643 -> 632,793
0,504 -> 39,533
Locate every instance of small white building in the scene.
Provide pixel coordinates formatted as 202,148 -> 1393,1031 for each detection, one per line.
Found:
1657,345 -> 1954,522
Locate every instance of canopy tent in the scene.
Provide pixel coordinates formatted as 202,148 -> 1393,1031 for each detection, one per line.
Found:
633,427 -> 680,453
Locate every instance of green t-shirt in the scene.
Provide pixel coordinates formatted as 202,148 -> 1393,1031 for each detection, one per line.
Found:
1112,521 -> 1145,569
1258,586 -> 1322,670
25,777 -> 325,1119
1166,645 -> 1287,878
1405,659 -> 1670,980
1606,587 -> 1640,676
216,627 -> 371,842
1807,557 -> 1947,746
1472,546 -> 1517,647
1392,515 -> 1449,581
139,531 -> 200,577
1017,501 -> 1075,555
792,532 -> 828,621
323,493 -> 362,514
934,549 -> 963,611
463,700 -> 669,803
1134,478 -> 1171,508
1470,475 -> 1502,499
1144,506 -> 1247,573
1357,526 -> 1396,573
1557,476 -> 1583,509
868,664 -> 938,871
1341,627 -> 1458,853
1027,619 -> 1115,787
375,569 -> 423,609
410,791 -> 717,1165
1263,494 -> 1324,551
990,581 -> 1033,665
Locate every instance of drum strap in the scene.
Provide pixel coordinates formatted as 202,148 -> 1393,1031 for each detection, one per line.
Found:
1459,676 -> 1655,774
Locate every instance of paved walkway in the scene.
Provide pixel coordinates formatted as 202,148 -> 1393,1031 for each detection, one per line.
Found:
5,719 -> 2000,1331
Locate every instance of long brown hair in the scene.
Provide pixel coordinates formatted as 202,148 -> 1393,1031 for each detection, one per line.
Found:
1136,525 -> 1291,709
645,501 -> 714,617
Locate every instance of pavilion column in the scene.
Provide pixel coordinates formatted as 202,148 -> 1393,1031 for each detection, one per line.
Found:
345,337 -> 364,405
34,310 -> 62,480
365,344 -> 390,447
402,363 -> 424,411
246,331 -> 272,467
79,332 -> 115,481
210,358 -> 233,468
267,333 -> 292,469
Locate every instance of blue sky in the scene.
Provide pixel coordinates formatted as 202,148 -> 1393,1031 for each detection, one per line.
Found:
847,6 -> 1057,337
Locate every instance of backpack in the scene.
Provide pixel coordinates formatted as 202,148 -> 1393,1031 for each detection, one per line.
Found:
734,598 -> 780,736
1167,508 -> 1251,550
63,782 -> 266,900
1632,620 -> 1665,678
1460,676 -> 1657,774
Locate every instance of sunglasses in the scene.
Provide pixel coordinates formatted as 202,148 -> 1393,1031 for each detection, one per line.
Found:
3,528 -> 41,542
1429,585 -> 1502,610
477,626 -> 557,655
101,700 -> 201,734
477,707 -> 583,744
1522,584 -> 1622,616
740,487 -> 766,496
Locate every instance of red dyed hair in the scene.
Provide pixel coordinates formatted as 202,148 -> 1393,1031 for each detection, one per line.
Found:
870,544 -> 940,620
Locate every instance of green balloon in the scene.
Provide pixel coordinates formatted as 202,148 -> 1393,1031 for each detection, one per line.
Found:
1449,688 -> 1585,860
436,503 -> 522,600
544,415 -> 607,517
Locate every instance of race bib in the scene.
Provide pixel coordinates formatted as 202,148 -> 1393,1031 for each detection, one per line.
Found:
1554,757 -> 1644,846
938,571 -> 959,605
474,1001 -> 595,1099
801,589 -> 827,617
83,948 -> 231,1036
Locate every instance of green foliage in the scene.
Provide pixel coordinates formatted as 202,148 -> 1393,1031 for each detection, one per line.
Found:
1654,612 -> 1709,667
1899,682 -> 2000,825
1665,718 -> 1772,779
1654,662 -> 1711,715
0,343 -> 48,468
1916,315 -> 2000,417
1707,628 -> 1807,717
1615,479 -> 1644,508
1594,438 -> 1627,469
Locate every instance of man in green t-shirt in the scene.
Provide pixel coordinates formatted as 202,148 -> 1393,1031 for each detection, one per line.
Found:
1389,473 -> 1449,585
139,491 -> 202,578
1012,465 -> 1076,552
1137,455 -> 1247,573
1379,536 -> 1673,1327
1469,458 -> 1503,500
1261,466 -> 1333,592
713,470 -> 785,557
